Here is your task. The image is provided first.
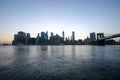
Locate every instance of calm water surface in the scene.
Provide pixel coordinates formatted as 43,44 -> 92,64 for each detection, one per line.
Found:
0,45 -> 120,80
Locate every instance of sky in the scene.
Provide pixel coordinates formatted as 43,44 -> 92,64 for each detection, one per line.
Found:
0,0 -> 120,44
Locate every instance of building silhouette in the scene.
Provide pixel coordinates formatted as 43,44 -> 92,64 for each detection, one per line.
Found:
62,31 -> 64,42
12,31 -> 119,45
35,33 -> 40,45
97,33 -> 104,40
12,31 -> 26,45
83,36 -> 90,45
25,33 -> 30,45
90,32 -> 96,41
12,31 -> 84,45
72,31 -> 75,45
41,32 -> 46,45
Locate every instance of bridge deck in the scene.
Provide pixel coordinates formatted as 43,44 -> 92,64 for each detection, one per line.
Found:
99,33 -> 120,40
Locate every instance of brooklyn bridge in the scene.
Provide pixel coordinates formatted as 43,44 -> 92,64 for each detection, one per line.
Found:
92,33 -> 120,45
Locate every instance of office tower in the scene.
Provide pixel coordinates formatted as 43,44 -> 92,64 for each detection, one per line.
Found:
78,39 -> 82,45
62,31 -> 64,42
90,32 -> 96,41
72,31 -> 75,44
72,31 -> 75,41
25,33 -> 30,45
12,31 -> 25,45
50,32 -> 54,43
45,31 -> 48,44
84,36 -> 90,44
35,33 -> 40,45
17,31 -> 26,44
12,34 -> 18,45
54,34 -> 63,45
55,34 -> 60,43
41,32 -> 46,45
51,32 -> 54,37
46,31 -> 48,40
14,34 -> 18,41
50,32 -> 54,42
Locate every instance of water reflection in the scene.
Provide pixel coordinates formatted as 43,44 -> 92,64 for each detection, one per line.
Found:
61,46 -> 65,57
71,45 -> 75,59
0,46 -> 14,66
41,46 -> 48,51
40,46 -> 48,61
13,46 -> 30,65
0,45 -> 120,80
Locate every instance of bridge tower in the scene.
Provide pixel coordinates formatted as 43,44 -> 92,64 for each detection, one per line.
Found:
97,33 -> 105,45
97,33 -> 104,40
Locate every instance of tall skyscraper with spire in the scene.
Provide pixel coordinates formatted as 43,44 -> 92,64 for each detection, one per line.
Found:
62,31 -> 64,42
72,31 -> 75,45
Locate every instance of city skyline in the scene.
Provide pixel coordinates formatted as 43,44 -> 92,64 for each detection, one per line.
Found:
11,31 -> 120,45
12,31 -> 81,45
0,0 -> 120,44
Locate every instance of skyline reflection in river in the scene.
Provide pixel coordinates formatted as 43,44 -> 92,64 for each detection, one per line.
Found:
0,45 -> 120,80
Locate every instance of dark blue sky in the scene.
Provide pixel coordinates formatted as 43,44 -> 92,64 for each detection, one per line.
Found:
0,0 -> 120,43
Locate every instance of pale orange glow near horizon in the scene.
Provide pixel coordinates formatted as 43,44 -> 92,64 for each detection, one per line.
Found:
0,36 -> 13,44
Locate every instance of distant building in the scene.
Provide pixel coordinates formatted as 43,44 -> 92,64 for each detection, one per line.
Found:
17,31 -> 26,45
12,31 -> 26,45
83,37 -> 90,45
65,37 -> 71,45
62,31 -> 64,42
72,31 -> 75,44
106,39 -> 115,45
12,34 -> 18,45
35,33 -> 40,45
25,33 -> 30,45
45,31 -> 48,44
46,31 -> 48,40
29,38 -> 35,45
90,32 -> 96,41
51,32 -> 54,37
54,34 -> 63,45
50,32 -> 54,44
12,31 -> 101,45
78,39 -> 82,45
41,32 -> 46,45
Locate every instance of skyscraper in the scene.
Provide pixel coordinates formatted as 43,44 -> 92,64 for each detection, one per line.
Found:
14,34 -> 18,41
35,33 -> 40,45
46,31 -> 48,40
90,32 -> 96,41
50,32 -> 54,43
25,33 -> 30,45
12,34 -> 18,45
51,32 -> 54,37
41,32 -> 46,45
17,31 -> 26,45
72,31 -> 75,44
62,31 -> 64,42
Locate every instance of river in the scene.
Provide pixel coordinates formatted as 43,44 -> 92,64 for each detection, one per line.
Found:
0,45 -> 120,80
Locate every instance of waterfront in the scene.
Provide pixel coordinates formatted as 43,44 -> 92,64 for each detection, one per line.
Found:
0,45 -> 120,80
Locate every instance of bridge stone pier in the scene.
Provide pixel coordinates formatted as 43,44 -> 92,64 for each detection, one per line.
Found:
97,39 -> 105,45
97,33 -> 105,45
